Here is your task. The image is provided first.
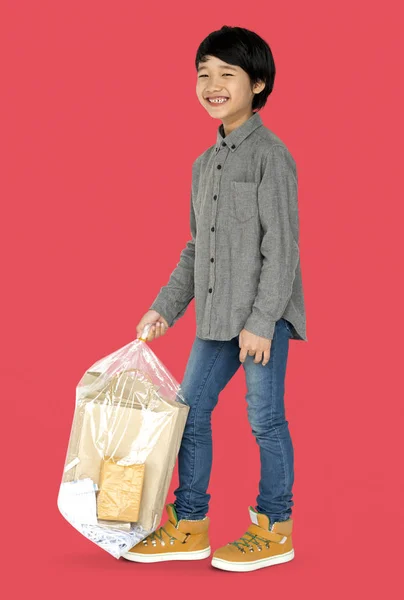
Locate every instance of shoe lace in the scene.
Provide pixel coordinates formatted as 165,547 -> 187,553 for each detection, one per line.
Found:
148,526 -> 176,545
229,530 -> 270,553
144,524 -> 189,547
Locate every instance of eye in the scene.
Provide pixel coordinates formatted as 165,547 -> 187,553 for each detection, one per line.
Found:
198,73 -> 234,78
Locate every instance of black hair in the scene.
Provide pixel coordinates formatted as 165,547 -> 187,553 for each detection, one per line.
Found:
195,26 -> 276,111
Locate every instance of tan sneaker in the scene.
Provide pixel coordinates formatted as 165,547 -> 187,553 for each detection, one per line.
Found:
122,503 -> 211,563
211,506 -> 294,572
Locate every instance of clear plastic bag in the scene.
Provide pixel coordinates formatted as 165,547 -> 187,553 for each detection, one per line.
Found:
57,324 -> 189,558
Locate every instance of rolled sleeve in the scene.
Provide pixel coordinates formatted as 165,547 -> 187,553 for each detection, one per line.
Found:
243,147 -> 300,340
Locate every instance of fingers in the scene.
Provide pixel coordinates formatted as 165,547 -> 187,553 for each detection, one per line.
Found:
143,321 -> 168,341
262,349 -> 270,366
239,348 -> 271,365
154,321 -> 168,339
253,351 -> 263,364
239,348 -> 248,363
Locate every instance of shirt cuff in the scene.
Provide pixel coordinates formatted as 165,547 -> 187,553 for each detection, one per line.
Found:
149,298 -> 175,327
149,288 -> 193,328
243,310 -> 276,340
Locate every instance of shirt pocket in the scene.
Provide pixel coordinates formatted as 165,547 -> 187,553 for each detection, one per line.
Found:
231,181 -> 258,222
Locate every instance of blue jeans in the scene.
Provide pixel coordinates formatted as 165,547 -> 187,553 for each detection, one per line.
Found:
173,317 -> 295,524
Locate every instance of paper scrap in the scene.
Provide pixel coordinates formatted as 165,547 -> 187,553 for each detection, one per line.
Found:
58,478 -> 98,526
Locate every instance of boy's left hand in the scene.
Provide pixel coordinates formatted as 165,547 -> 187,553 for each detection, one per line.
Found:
239,329 -> 272,366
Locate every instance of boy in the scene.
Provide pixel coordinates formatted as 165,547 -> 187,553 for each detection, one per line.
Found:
124,25 -> 307,572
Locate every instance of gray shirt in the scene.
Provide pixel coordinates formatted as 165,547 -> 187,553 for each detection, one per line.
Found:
149,111 -> 308,342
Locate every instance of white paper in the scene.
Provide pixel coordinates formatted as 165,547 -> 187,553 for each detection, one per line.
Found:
58,478 -> 98,526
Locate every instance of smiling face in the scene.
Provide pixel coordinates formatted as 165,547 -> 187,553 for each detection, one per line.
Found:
196,55 -> 265,128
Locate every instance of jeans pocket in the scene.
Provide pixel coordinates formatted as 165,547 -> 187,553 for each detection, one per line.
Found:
282,318 -> 294,338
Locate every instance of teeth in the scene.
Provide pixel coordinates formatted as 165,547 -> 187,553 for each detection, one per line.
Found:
208,98 -> 228,103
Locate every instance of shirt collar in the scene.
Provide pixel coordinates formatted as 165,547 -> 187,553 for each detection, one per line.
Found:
215,111 -> 263,153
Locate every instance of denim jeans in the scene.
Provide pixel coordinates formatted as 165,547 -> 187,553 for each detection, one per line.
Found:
173,317 -> 295,524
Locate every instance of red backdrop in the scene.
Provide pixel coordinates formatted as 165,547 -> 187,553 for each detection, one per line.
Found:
2,1 -> 403,597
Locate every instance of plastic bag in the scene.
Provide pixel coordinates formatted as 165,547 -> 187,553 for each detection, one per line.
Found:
57,324 -> 190,559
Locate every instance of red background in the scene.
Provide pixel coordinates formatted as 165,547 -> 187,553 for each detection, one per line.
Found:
2,1 -> 403,597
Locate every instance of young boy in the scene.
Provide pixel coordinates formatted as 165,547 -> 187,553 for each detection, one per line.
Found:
124,25 -> 307,572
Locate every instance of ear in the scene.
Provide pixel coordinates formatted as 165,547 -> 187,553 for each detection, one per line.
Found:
253,79 -> 266,94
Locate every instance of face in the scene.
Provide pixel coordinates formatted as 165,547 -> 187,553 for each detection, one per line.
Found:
196,55 -> 265,128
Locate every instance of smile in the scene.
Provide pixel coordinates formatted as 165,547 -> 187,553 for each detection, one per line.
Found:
207,97 -> 229,104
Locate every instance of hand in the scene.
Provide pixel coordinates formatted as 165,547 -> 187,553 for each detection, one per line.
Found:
136,310 -> 169,342
239,329 -> 272,366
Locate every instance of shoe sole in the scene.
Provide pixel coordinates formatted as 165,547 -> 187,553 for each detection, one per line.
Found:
211,548 -> 295,572
122,546 -> 211,563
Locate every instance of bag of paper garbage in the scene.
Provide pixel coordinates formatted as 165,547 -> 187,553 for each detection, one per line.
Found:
57,324 -> 189,559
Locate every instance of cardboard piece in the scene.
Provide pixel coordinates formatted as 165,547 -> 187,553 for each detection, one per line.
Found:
97,458 -> 145,522
62,369 -> 189,531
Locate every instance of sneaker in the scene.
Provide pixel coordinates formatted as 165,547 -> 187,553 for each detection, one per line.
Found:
211,505 -> 294,572
122,503 -> 211,563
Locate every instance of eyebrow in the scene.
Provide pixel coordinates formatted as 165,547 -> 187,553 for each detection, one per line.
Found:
197,64 -> 238,73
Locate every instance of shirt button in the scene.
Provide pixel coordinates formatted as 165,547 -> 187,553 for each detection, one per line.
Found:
211,226 -> 215,232
221,141 -> 226,146
231,144 -> 235,149
209,288 -> 213,293
213,194 -> 217,200
210,258 -> 214,262
217,164 -> 222,169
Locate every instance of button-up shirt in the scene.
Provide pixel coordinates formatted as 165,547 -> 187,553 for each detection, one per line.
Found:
149,111 -> 308,342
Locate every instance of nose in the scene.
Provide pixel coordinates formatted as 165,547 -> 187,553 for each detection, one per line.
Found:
204,88 -> 227,98
203,76 -> 227,95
